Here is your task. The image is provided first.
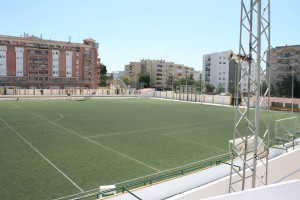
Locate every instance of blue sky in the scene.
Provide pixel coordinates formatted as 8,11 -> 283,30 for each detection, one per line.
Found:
2,0 -> 300,72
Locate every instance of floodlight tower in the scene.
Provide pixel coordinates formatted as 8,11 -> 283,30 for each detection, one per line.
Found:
228,0 -> 271,193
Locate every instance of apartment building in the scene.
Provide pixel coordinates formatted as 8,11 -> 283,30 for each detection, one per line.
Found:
106,71 -> 124,80
124,59 -> 195,88
0,34 -> 100,89
203,51 -> 264,94
268,45 -> 300,96
193,70 -> 202,81
240,61 -> 264,93
203,51 -> 231,92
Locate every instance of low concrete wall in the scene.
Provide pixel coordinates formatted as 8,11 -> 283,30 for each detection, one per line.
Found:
0,88 -> 139,96
153,91 -> 232,106
1,88 -> 233,106
0,88 -> 141,101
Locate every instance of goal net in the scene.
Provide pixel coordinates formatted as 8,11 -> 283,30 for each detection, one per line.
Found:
275,116 -> 298,141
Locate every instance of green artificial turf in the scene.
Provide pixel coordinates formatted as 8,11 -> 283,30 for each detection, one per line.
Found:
0,98 -> 298,199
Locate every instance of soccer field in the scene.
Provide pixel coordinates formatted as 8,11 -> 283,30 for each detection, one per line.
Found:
0,98 -> 297,200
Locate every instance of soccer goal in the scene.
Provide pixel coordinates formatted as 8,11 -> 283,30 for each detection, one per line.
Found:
275,116 -> 299,143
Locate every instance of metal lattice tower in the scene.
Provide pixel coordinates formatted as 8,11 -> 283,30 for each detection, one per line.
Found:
229,0 -> 271,193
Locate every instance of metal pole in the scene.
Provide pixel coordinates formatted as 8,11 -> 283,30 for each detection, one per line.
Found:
292,64 -> 294,113
186,79 -> 188,101
252,0 -> 262,188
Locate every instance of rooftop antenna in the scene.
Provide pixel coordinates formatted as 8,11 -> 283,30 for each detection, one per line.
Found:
228,0 -> 271,193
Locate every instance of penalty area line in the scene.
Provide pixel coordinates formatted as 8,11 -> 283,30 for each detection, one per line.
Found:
0,117 -> 84,193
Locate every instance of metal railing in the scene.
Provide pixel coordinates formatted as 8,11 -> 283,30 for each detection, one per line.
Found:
70,154 -> 231,200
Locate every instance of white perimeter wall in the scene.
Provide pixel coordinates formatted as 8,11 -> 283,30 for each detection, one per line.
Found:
0,88 -> 139,96
153,91 -> 232,105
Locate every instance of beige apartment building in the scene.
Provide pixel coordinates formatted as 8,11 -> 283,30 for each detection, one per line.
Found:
268,45 -> 300,96
124,59 -> 196,89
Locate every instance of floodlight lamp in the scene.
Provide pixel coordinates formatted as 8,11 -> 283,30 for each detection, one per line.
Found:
227,50 -> 234,60
227,50 -> 252,63
227,50 -> 241,63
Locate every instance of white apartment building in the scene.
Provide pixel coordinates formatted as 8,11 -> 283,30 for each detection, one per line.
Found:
124,59 -> 195,88
203,51 -> 263,94
193,70 -> 202,81
107,71 -> 124,80
240,61 -> 264,93
203,52 -> 230,92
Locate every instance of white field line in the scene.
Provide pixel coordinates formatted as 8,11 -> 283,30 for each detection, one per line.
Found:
161,125 -> 229,153
21,108 -> 161,173
53,123 -> 230,199
53,114 -> 64,122
163,133 -> 227,153
0,117 -> 84,193
85,118 -> 232,139
53,152 -> 230,200
70,106 -> 290,139
85,121 -> 202,138
0,113 -> 64,130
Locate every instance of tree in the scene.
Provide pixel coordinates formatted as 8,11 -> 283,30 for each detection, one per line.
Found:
99,75 -> 108,87
100,63 -> 107,75
216,83 -> 225,94
275,75 -> 300,98
205,84 -> 215,94
121,75 -> 132,86
166,75 -> 178,91
99,63 -> 108,87
276,75 -> 293,97
294,78 -> 300,98
138,72 -> 150,88
195,80 -> 204,93
270,84 -> 276,97
260,81 -> 268,96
